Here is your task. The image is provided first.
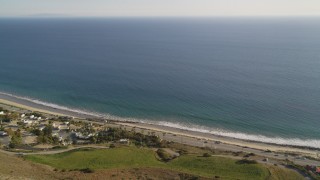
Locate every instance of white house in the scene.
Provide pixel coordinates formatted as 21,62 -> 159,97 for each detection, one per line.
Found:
21,114 -> 25,118
30,115 -> 34,119
52,123 -> 58,128
22,119 -> 32,124
75,132 -> 93,140
0,131 -> 8,136
0,111 -> 4,115
119,139 -> 130,144
38,125 -> 46,131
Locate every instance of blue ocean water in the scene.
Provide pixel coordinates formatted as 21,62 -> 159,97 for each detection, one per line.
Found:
0,17 -> 320,146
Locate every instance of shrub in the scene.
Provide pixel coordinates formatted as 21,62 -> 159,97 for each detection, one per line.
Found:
203,153 -> 211,157
157,149 -> 172,162
109,144 -> 116,148
80,168 -> 95,173
236,159 -> 258,164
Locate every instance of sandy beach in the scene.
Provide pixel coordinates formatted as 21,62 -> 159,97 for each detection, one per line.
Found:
0,94 -> 319,166
0,93 -> 96,119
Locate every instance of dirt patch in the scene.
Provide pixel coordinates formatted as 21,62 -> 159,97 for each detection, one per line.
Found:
0,152 -> 71,180
66,167 -> 211,180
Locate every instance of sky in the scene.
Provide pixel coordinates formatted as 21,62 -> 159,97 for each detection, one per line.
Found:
0,0 -> 320,17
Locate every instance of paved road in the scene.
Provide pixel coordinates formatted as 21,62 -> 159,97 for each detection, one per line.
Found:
0,145 -> 108,156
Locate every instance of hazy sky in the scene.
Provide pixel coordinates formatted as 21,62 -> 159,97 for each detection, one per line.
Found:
1,0 -> 320,17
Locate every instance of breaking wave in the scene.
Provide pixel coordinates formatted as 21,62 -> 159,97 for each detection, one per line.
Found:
1,91 -> 319,149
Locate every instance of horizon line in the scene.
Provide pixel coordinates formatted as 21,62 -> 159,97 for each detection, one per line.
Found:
1,15 -> 320,19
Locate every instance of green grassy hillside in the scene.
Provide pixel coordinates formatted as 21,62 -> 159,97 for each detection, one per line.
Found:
25,147 -> 304,180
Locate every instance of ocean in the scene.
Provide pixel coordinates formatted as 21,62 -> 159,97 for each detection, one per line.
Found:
0,17 -> 320,148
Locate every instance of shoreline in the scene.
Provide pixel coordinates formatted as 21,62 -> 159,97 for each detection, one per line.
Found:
0,93 -> 319,159
0,92 -> 98,119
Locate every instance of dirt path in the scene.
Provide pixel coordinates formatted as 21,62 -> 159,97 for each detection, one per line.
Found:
0,145 -> 108,155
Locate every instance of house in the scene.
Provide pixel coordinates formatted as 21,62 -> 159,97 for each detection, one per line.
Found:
38,125 -> 46,131
58,125 -> 69,130
0,131 -> 8,136
0,111 -> 4,115
37,117 -> 42,120
21,114 -> 25,118
316,167 -> 320,174
75,132 -> 93,140
119,139 -> 130,144
52,130 -> 60,137
52,123 -> 61,129
22,119 -> 32,124
30,115 -> 34,119
62,141 -> 72,146
69,124 -> 80,131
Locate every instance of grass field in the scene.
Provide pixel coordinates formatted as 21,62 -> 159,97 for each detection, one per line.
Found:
25,147 -> 304,180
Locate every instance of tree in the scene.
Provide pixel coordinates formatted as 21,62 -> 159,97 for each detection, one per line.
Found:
43,125 -> 53,136
5,128 -> 14,136
0,115 -> 11,123
9,130 -> 22,148
89,136 -> 97,144
9,113 -> 19,121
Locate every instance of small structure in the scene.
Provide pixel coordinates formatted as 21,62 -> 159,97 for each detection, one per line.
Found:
30,115 -> 35,119
52,123 -> 61,129
69,124 -> 81,131
119,139 -> 130,144
0,111 -> 4,115
21,114 -> 25,118
38,125 -> 46,131
22,119 -> 32,125
75,132 -> 94,140
58,125 -> 69,130
316,167 -> 320,174
0,131 -> 8,136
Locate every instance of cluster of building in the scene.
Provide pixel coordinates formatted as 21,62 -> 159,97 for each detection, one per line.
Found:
0,108 -> 133,148
21,114 -> 45,125
0,110 -> 76,146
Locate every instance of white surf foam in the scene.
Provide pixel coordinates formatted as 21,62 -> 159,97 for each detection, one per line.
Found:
0,92 -> 104,118
155,121 -> 320,149
1,91 -> 319,149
